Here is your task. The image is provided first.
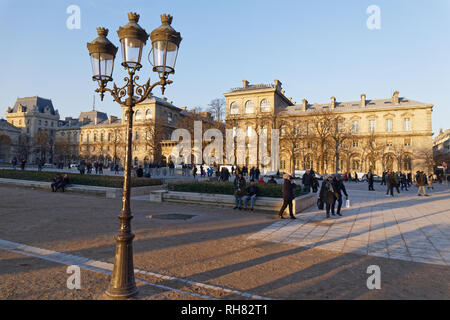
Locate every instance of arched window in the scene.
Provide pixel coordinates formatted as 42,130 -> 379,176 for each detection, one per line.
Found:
245,100 -> 254,114
260,99 -> 270,112
230,102 -> 239,115
145,109 -> 152,120
135,110 -> 142,121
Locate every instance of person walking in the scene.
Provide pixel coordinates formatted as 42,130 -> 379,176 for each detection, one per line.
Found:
278,174 -> 297,219
319,175 -> 337,220
381,171 -> 387,186
233,173 -> 246,210
417,171 -> 429,196
386,170 -> 395,197
427,173 -> 434,190
331,175 -> 348,216
400,173 -> 408,191
193,166 -> 198,180
367,170 -> 375,191
302,169 -> 312,193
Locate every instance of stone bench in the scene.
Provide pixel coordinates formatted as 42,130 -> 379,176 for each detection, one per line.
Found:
149,190 -> 317,214
0,178 -> 163,199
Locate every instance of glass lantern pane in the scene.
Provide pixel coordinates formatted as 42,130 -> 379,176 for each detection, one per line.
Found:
121,38 -> 143,67
91,53 -> 114,80
152,41 -> 166,73
165,41 -> 178,72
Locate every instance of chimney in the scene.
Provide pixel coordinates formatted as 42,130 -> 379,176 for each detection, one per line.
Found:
330,96 -> 336,109
109,115 -> 117,124
361,94 -> 366,108
180,106 -> 187,111
242,80 -> 249,88
301,99 -> 308,111
274,79 -> 282,90
393,91 -> 399,105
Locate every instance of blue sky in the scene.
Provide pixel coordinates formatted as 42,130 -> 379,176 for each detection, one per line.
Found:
0,0 -> 449,135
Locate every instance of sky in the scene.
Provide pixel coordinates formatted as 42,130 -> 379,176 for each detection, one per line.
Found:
0,0 -> 449,135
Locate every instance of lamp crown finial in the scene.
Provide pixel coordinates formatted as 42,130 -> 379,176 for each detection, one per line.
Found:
97,27 -> 109,37
161,14 -> 173,25
128,12 -> 140,23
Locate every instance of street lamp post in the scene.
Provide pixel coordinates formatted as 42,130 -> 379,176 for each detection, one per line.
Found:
87,12 -> 182,299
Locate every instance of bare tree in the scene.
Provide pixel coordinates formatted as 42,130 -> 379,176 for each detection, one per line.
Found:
208,98 -> 226,122
141,119 -> 167,164
329,116 -> 353,173
307,110 -> 335,174
277,119 -> 307,175
416,147 -> 435,173
34,130 -> 51,162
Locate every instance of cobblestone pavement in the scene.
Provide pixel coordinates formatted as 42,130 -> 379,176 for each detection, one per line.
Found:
249,182 -> 450,266
0,183 -> 449,299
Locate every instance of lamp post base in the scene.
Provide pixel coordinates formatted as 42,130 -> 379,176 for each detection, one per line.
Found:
104,233 -> 138,299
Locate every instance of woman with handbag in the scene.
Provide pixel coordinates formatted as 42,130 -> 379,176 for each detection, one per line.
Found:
319,175 -> 337,220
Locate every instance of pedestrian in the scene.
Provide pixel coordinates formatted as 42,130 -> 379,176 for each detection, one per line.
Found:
11,157 -> 17,170
367,170 -> 375,191
354,172 -> 359,183
427,173 -> 434,190
311,175 -> 319,193
99,162 -> 103,175
381,171 -> 387,185
302,169 -> 312,193
331,175 -> 348,217
233,173 -> 246,210
114,164 -> 119,175
51,174 -> 63,192
255,167 -> 260,181
20,159 -> 26,170
193,166 -> 198,179
400,173 -> 408,191
278,174 -> 297,219
386,170 -> 395,197
243,179 -> 259,211
319,175 -> 337,220
417,171 -> 429,196
348,171 -> 352,182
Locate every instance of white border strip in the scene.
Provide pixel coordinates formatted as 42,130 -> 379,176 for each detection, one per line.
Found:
0,239 -> 271,300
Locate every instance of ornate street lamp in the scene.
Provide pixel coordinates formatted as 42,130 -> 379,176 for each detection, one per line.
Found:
87,12 -> 182,299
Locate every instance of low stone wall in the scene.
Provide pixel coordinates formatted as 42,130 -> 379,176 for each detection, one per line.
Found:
0,178 -> 163,199
149,190 -> 317,214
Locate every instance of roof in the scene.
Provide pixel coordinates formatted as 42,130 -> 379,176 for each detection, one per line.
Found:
78,110 -> 108,122
278,97 -> 430,116
9,96 -> 57,115
0,119 -> 21,133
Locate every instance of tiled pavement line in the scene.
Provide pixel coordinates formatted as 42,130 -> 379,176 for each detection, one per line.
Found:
0,239 -> 272,300
247,189 -> 449,266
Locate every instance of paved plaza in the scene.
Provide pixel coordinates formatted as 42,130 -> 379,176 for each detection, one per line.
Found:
0,181 -> 449,299
249,183 -> 450,266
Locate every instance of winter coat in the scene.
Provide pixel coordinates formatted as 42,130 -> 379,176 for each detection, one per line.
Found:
320,180 -> 336,205
282,179 -> 296,201
233,177 -> 246,197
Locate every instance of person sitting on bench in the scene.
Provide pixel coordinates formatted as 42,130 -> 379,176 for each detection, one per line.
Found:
56,174 -> 70,192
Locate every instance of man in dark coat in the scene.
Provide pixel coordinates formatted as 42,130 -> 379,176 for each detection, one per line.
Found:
233,173 -> 246,210
319,175 -> 336,219
367,170 -> 375,191
278,174 -> 297,219
302,170 -> 312,193
331,175 -> 348,216
386,170 -> 396,197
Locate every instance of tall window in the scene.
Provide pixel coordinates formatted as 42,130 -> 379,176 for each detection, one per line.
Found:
386,119 -> 393,132
352,120 -> 359,133
369,120 -> 375,133
280,159 -> 286,170
260,99 -> 270,112
145,109 -> 152,120
135,110 -> 142,121
404,118 -> 411,131
247,126 -> 253,137
100,133 -> 104,142
168,113 -> 173,123
404,138 -> 411,147
230,102 -> 239,115
245,100 -> 254,114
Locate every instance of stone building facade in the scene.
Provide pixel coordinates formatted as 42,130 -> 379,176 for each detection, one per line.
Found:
224,80 -> 434,175
0,119 -> 22,164
433,128 -> 450,165
5,96 -> 60,163
54,96 -> 215,168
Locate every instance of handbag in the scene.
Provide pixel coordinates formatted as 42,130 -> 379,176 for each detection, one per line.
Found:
346,199 -> 350,208
317,198 -> 324,210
